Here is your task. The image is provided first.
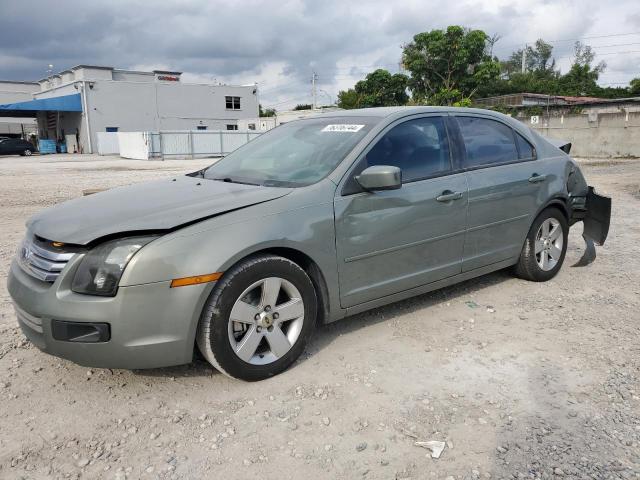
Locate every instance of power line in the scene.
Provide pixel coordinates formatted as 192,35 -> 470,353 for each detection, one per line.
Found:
496,30 -> 640,51
263,94 -> 311,108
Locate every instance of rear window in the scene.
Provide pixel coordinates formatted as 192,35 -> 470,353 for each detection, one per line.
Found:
456,117 -> 519,168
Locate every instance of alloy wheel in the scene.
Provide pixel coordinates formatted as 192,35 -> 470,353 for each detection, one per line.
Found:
228,277 -> 305,365
535,218 -> 563,271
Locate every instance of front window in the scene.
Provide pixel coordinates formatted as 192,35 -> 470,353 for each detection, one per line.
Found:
203,117 -> 378,187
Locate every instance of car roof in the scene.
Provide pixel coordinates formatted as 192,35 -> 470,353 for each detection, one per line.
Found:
310,106 -> 517,124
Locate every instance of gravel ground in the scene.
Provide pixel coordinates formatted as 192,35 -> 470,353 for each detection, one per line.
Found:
0,154 -> 638,480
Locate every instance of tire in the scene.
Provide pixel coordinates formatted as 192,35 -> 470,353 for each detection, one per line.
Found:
23,149 -> 32,156
196,254 -> 317,381
514,207 -> 568,282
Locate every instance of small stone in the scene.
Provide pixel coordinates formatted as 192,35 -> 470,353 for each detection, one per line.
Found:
146,466 -> 154,473
381,459 -> 389,466
150,433 -> 159,440
86,369 -> 93,377
478,417 -> 488,424
554,467 -> 565,476
243,459 -> 252,466
356,442 -> 367,452
322,417 -> 331,426
77,458 -> 90,468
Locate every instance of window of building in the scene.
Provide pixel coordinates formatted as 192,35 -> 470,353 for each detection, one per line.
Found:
514,131 -> 536,159
362,116 -> 451,183
225,96 -> 241,110
247,123 -> 256,131
197,125 -> 207,131
456,116 -> 519,168
226,124 -> 238,131
105,127 -> 119,132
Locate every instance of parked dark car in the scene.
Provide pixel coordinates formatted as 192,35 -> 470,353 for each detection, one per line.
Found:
0,138 -> 37,156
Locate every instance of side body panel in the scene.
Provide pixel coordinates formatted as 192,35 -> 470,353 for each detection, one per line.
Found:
447,113 -> 571,271
462,162 -> 547,271
334,173 -> 468,307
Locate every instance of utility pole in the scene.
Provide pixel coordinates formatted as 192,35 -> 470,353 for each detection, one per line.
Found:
521,44 -> 527,74
311,71 -> 318,110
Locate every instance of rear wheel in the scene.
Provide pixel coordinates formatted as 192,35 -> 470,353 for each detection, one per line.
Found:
514,207 -> 568,282
196,255 -> 317,381
22,149 -> 32,156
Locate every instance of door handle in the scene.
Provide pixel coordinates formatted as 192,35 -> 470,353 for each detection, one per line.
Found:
436,190 -> 463,202
528,174 -> 547,183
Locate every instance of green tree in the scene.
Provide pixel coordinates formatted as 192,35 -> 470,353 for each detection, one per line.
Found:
502,39 -> 556,78
259,104 -> 276,117
401,25 -> 501,105
337,69 -> 409,109
293,104 -> 312,110
337,89 -> 362,109
557,42 -> 606,96
630,78 -> 640,95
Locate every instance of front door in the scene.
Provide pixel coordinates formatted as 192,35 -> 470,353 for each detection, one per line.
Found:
334,115 -> 468,308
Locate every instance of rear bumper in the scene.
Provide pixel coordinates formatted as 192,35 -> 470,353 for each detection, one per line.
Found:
582,187 -> 611,246
571,187 -> 611,245
7,257 -> 212,369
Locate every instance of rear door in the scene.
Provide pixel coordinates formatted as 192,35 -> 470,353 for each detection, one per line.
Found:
450,114 -> 545,271
334,115 -> 468,308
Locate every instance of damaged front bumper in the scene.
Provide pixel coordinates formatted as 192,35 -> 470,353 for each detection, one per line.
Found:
570,187 -> 612,266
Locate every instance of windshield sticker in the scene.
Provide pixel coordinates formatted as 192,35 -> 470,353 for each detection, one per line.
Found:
321,124 -> 365,133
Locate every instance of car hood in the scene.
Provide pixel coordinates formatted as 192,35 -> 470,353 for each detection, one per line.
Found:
28,176 -> 292,245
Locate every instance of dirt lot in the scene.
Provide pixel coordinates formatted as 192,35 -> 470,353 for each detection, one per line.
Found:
0,154 -> 638,480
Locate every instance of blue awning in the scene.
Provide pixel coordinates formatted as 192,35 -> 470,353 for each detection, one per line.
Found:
0,93 -> 82,112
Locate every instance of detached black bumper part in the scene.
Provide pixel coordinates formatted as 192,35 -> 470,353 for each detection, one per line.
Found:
573,187 -> 611,267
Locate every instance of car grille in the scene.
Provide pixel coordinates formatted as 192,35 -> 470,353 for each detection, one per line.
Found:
18,237 -> 75,283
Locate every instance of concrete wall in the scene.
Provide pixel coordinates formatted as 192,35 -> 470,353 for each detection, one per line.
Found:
522,112 -> 640,158
0,81 -> 39,104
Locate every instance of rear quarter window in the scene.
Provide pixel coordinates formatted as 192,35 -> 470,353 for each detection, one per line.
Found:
514,131 -> 536,159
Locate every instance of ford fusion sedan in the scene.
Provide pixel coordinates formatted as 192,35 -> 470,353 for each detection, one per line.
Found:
8,107 -> 611,380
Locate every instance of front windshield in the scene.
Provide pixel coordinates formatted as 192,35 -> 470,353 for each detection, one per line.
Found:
203,116 -> 378,187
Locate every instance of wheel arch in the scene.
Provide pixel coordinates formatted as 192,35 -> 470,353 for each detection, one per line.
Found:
536,196 -> 569,221
218,246 -> 331,326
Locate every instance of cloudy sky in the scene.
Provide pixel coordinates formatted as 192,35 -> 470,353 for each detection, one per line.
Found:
1,0 -> 638,109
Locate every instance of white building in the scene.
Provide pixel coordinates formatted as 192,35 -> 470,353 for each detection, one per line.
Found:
0,81 -> 40,138
0,65 -> 259,153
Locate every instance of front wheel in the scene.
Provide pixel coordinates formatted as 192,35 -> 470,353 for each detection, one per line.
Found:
196,255 -> 317,381
22,149 -> 32,156
514,207 -> 568,282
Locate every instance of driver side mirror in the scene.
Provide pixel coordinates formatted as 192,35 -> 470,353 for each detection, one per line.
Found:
355,165 -> 402,192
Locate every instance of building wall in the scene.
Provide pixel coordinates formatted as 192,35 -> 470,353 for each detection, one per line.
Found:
32,79 -> 258,153
0,81 -> 39,104
523,111 -> 640,158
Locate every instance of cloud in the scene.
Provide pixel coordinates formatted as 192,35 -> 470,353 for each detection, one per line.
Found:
0,0 -> 638,108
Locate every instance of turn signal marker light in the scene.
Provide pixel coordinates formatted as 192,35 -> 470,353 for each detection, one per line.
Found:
170,272 -> 223,288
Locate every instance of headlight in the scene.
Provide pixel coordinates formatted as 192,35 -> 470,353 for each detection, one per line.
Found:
72,236 -> 157,296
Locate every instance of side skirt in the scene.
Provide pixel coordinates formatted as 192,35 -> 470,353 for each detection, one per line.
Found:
336,258 -> 516,320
